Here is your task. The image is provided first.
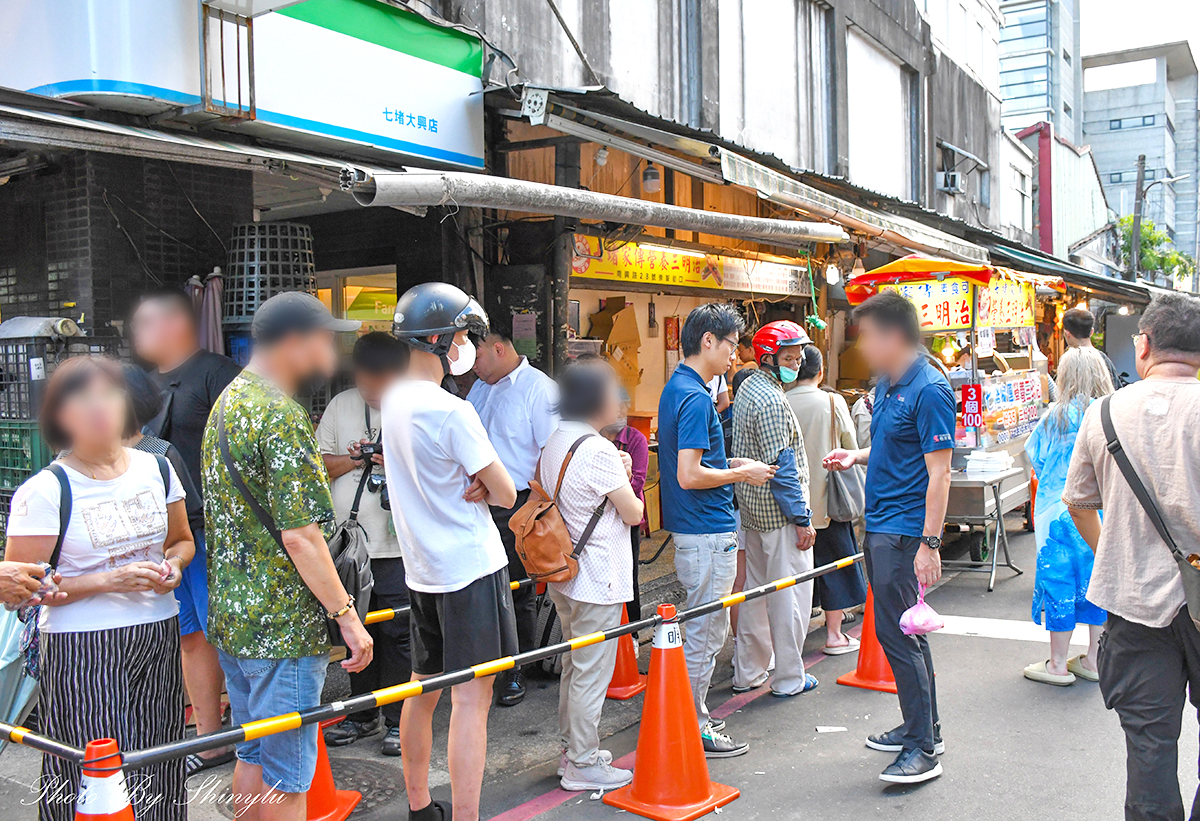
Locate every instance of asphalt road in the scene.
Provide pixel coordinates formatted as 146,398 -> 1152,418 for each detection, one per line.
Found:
2,522 -> 1196,821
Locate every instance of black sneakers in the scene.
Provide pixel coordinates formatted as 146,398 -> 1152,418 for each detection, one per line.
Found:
879,748 -> 943,784
323,716 -> 383,747
865,724 -> 945,756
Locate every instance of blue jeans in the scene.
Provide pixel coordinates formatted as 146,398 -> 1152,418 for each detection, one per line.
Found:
217,651 -> 329,793
673,531 -> 738,727
174,530 -> 209,636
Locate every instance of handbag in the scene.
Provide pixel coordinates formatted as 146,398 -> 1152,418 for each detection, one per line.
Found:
1100,395 -> 1200,631
825,393 -> 866,522
508,435 -> 607,583
217,395 -> 374,647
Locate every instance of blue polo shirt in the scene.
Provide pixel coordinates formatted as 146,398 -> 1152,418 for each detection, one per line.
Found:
865,357 -> 956,536
658,363 -> 737,535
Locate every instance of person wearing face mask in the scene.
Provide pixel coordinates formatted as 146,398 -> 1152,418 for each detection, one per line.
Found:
202,292 -> 374,820
467,315 -> 560,707
382,282 -> 519,821
599,387 -> 649,622
730,320 -> 818,699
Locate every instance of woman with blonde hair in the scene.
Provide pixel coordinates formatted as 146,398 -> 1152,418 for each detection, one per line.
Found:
1022,347 -> 1114,686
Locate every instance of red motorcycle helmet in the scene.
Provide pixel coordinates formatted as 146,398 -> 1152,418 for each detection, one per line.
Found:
752,320 -> 812,364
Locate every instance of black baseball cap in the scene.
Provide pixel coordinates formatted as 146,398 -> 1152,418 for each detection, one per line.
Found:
251,292 -> 361,344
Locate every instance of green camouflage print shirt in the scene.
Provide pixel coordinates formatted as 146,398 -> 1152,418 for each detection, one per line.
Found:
202,371 -> 335,659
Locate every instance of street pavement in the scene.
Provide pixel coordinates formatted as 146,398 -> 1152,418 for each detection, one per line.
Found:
2,521 -> 1196,820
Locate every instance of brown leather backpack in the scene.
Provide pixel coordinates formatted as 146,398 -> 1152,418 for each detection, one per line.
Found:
508,434 -> 608,583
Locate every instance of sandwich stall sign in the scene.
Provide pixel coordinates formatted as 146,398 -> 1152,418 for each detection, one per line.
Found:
1,0 -> 485,168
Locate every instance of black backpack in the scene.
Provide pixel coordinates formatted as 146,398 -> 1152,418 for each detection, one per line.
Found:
216,395 -> 373,646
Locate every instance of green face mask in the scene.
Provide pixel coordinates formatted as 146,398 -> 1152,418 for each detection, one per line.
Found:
778,366 -> 800,384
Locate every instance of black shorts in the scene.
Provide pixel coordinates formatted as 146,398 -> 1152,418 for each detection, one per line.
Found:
409,567 -> 520,676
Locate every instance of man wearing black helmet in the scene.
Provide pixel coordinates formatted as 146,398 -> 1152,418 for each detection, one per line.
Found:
381,282 -> 519,821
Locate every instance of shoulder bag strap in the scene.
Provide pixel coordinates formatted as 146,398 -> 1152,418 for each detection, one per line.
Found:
45,463 -> 71,568
551,435 -> 594,501
154,454 -> 171,497
1099,395 -> 1181,557
218,394 -> 285,547
828,392 -> 838,447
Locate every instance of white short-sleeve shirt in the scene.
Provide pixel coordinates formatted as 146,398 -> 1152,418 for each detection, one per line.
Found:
7,448 -> 185,633
380,378 -> 508,593
541,421 -> 634,606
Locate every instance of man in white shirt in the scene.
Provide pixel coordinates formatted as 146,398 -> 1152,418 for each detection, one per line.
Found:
467,317 -> 559,707
383,282 -> 518,821
318,332 -> 410,757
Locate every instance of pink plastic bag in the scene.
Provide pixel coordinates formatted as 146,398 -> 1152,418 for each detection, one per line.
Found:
899,584 -> 944,636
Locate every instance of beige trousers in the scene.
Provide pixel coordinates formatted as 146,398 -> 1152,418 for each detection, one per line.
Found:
733,525 -> 815,695
547,587 -> 624,766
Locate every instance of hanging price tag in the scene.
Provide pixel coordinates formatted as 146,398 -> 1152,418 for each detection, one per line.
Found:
961,384 -> 984,428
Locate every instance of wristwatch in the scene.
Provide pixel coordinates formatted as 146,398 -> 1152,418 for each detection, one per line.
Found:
328,596 -> 356,619
920,535 -> 943,551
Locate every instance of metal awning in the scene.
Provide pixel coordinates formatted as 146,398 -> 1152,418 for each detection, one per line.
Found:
988,244 -> 1151,304
343,168 -> 849,248
0,104 -> 397,186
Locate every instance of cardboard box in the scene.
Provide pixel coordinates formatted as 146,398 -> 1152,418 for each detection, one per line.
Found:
838,345 -> 870,381
588,297 -> 642,396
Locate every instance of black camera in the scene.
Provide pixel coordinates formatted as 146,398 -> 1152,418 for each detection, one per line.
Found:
354,441 -> 384,460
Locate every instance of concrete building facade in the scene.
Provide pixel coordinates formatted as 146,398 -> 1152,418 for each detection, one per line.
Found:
1082,41 -> 1199,258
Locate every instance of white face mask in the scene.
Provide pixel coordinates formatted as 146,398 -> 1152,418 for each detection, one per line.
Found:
448,338 -> 477,376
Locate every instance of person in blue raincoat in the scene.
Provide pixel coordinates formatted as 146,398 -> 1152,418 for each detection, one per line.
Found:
1022,347 -> 1115,686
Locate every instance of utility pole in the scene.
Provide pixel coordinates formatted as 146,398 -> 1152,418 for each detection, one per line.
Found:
1130,153 -> 1147,282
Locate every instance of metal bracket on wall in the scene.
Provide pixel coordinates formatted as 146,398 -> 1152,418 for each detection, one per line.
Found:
183,3 -> 256,122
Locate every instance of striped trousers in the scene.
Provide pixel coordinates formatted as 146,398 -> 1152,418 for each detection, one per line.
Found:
39,617 -> 186,821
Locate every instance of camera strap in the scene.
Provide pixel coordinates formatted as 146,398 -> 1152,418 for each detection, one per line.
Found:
349,401 -> 382,523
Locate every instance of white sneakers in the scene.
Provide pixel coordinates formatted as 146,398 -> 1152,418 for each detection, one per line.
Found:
559,752 -> 633,792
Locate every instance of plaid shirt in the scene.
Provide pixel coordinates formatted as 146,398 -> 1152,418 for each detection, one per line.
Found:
732,369 -> 810,532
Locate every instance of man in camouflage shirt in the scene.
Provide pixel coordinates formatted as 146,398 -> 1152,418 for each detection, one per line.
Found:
203,292 -> 372,817
730,321 -> 816,698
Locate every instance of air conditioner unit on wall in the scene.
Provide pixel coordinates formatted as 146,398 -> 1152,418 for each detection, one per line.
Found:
937,171 -> 965,194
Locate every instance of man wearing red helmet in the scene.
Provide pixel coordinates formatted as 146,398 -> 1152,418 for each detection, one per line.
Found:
730,320 -> 819,698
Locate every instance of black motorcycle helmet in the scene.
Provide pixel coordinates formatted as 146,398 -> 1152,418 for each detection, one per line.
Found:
392,281 -> 489,361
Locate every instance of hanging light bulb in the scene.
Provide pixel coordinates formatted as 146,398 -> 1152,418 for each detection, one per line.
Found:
851,257 -> 866,277
1075,300 -> 1088,311
825,263 -> 841,285
1118,305 -> 1130,316
594,146 -> 608,167
642,161 -> 661,193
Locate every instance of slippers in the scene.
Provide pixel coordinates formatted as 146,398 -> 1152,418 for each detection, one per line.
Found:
1023,660 -> 1076,686
772,673 -> 819,698
1067,654 -> 1099,682
185,748 -> 236,777
822,635 -> 861,656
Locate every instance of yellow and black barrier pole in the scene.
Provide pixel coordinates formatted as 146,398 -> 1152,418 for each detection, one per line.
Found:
364,577 -> 535,625
11,553 -> 862,771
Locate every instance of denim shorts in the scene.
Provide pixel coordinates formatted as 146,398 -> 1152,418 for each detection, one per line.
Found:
174,530 -> 209,636
217,651 -> 329,793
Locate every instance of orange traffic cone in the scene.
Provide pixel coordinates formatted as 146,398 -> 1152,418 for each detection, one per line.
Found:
75,739 -> 134,821
603,604 -> 739,821
836,585 -> 897,694
307,720 -> 362,821
606,609 -> 648,700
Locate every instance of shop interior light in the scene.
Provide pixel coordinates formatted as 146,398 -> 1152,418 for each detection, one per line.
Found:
640,242 -> 706,259
1118,305 -> 1130,315
1075,300 -> 1088,310
642,161 -> 662,193
594,146 -> 608,167
851,257 -> 866,276
824,263 -> 841,285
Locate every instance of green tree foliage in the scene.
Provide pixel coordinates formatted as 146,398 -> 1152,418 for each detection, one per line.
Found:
1118,214 -> 1196,285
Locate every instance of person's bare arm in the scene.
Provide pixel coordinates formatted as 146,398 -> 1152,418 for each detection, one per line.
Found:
152,500 -> 194,595
323,453 -> 357,481
0,560 -> 65,607
915,449 -> 953,586
823,446 -> 871,470
677,449 -> 775,490
280,523 -> 374,672
1068,506 -> 1102,553
607,483 -> 644,526
715,390 -> 731,414
466,459 -> 518,509
6,535 -> 164,604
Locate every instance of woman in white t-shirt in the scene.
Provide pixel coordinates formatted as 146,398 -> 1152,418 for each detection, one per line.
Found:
5,357 -> 194,821
541,360 -> 643,793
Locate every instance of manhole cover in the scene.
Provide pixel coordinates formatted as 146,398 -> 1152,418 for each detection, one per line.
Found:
211,757 -> 404,819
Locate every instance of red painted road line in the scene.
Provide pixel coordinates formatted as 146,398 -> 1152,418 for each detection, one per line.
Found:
489,621 -> 866,821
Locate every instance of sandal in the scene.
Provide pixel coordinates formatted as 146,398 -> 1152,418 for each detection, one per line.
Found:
772,673 -> 819,698
1067,654 -> 1099,682
822,635 -> 861,656
185,747 -> 236,777
1023,660 -> 1075,686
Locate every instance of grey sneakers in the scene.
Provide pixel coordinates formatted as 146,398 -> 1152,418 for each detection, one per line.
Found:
701,721 -> 750,758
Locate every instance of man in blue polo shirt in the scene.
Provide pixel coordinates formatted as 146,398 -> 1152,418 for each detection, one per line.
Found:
825,290 -> 955,786
659,303 -> 776,759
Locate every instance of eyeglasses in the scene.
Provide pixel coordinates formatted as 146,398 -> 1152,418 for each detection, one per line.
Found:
718,335 -> 739,349
1131,332 -> 1148,344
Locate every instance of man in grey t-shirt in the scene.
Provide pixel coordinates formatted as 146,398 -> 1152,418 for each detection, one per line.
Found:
1064,293 -> 1200,820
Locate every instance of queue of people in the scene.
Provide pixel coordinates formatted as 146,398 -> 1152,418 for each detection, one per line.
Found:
1,278 -> 1197,820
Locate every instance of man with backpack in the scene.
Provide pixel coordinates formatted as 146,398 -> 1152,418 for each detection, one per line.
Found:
203,292 -> 373,821
1063,293 -> 1200,820
381,282 -> 518,821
